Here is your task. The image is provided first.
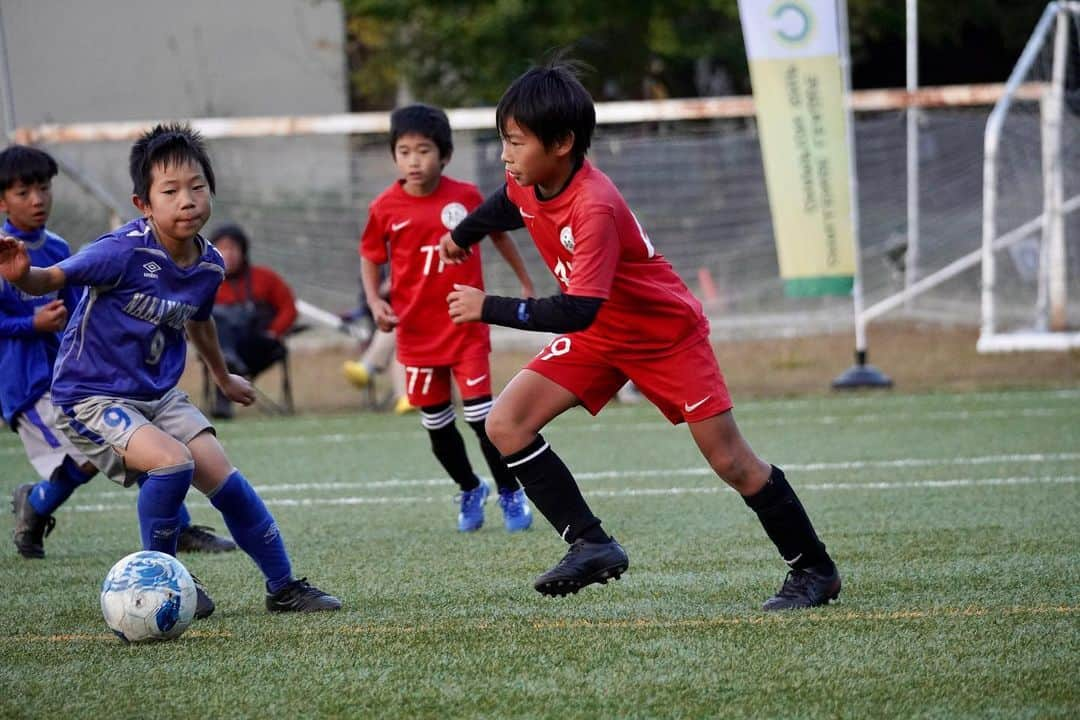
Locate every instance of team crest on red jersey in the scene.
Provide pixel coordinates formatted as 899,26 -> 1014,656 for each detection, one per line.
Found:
559,226 -> 575,253
441,202 -> 467,230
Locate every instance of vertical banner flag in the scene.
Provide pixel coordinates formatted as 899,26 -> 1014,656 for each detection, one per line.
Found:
738,0 -> 856,296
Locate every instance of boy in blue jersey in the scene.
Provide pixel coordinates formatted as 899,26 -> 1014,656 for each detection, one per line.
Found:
0,145 -> 235,559
0,126 -> 340,614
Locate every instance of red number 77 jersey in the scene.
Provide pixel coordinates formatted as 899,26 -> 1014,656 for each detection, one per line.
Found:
505,160 -> 708,356
360,176 -> 490,365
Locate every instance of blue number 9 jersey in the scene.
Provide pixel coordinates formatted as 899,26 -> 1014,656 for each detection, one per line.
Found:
51,218 -> 225,407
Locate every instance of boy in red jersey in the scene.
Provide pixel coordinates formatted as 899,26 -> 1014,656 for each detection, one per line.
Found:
361,104 -> 536,532
441,64 -> 841,609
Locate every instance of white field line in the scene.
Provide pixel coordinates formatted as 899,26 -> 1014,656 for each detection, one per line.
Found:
234,387 -> 1080,430
1,403 -> 1077,457
62,474 -> 1080,513
219,406 -> 1080,443
74,452 -> 1080,499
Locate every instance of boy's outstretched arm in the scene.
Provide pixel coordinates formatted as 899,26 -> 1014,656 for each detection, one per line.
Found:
489,231 -> 535,298
185,318 -> 256,406
448,209 -> 618,333
0,237 -> 67,296
440,185 -> 524,265
448,285 -> 602,333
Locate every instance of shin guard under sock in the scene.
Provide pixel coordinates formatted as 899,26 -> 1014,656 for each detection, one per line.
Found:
743,465 -> 832,571
208,470 -> 293,592
503,434 -> 607,544
137,461 -> 193,554
137,475 -> 194,531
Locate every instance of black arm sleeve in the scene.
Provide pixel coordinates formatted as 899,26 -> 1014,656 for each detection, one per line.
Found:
481,293 -> 604,333
450,184 -> 524,248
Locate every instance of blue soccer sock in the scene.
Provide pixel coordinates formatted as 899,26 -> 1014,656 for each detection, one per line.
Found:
136,475 -> 194,529
177,502 -> 192,529
208,470 -> 293,592
136,462 -> 194,554
27,457 -> 94,516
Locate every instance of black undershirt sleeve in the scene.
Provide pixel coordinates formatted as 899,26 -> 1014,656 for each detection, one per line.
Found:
481,293 -> 604,333
450,185 -> 524,248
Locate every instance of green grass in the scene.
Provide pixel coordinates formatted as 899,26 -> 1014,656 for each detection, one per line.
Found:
1,388 -> 1078,718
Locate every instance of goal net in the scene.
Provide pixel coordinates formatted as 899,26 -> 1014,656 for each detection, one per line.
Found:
979,1 -> 1080,352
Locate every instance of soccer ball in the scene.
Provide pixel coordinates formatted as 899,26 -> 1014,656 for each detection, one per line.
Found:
100,551 -> 197,643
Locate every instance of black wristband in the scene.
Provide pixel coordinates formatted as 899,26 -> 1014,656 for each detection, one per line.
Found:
481,295 -> 528,327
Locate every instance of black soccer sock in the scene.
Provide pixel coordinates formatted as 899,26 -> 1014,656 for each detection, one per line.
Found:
503,434 -> 608,544
464,396 -> 520,493
742,465 -> 833,572
422,403 -> 479,492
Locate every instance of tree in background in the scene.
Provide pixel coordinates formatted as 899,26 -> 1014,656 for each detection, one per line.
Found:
344,0 -> 1048,110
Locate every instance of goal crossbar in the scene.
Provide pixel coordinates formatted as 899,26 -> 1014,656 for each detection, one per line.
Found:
10,83 -> 1039,145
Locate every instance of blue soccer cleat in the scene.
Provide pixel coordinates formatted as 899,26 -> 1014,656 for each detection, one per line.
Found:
498,488 -> 533,532
457,479 -> 490,532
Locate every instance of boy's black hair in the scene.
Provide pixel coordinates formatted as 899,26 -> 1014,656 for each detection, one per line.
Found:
389,104 -> 453,159
496,61 -> 595,161
129,123 -> 216,202
0,145 -> 58,192
209,224 -> 250,263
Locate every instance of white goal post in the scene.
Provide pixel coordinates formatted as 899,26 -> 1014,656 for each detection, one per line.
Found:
978,1 -> 1080,352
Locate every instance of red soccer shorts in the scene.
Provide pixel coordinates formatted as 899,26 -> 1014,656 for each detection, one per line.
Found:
524,333 -> 733,424
403,354 -> 492,408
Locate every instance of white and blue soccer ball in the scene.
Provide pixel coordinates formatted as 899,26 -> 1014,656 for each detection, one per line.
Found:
100,551 -> 197,643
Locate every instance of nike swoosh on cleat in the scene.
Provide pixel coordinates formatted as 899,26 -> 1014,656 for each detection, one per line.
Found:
783,553 -> 803,566
561,525 -> 570,540
391,220 -> 412,231
465,375 -> 488,387
683,396 -> 711,413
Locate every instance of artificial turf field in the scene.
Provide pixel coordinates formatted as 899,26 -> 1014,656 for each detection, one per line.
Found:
1,387 -> 1077,718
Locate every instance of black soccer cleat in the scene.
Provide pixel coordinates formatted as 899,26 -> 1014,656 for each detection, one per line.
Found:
762,564 -> 842,611
177,524 -> 238,554
266,577 -> 343,613
533,537 -> 629,597
11,483 -> 56,559
191,574 -> 216,620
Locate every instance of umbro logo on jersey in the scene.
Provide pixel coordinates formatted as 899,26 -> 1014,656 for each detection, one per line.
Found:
465,374 -> 488,387
391,220 -> 412,232
142,261 -> 161,279
683,396 -> 711,413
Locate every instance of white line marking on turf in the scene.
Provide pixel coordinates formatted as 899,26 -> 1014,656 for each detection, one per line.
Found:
66,452 -> 1080,499
62,475 -> 1079,513
586,475 -> 1080,498
210,406 -> 1079,446
72,451 -> 1080,499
